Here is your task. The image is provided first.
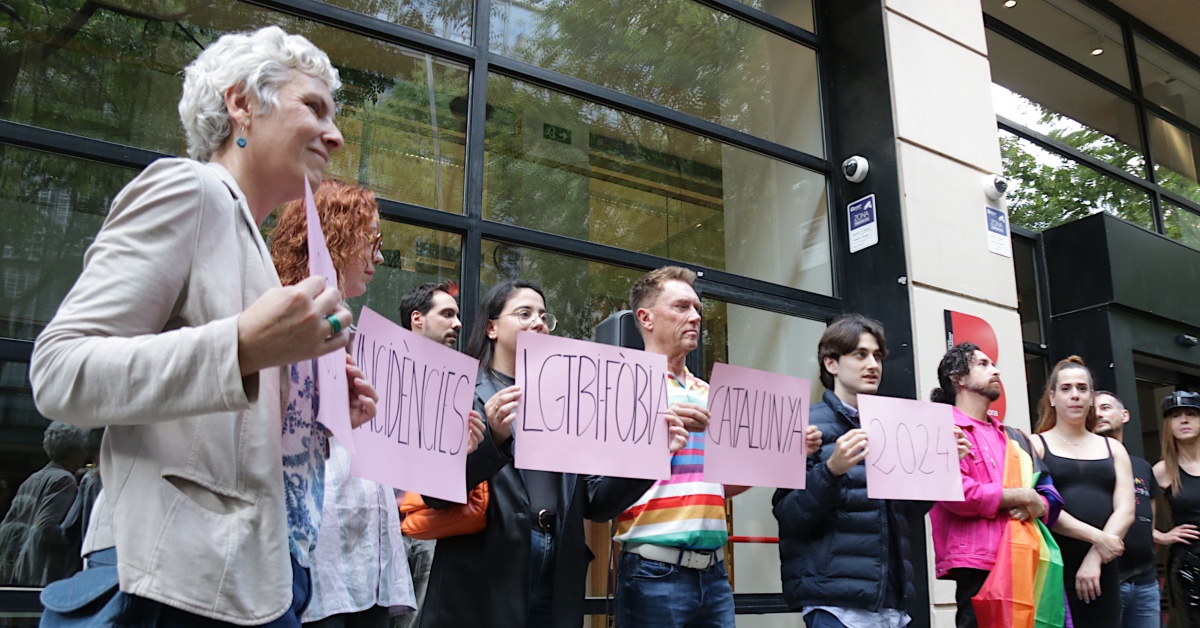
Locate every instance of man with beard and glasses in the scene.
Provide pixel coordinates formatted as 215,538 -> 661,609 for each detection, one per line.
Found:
394,281 -> 462,628
1094,391 -> 1161,628
929,343 -> 1063,628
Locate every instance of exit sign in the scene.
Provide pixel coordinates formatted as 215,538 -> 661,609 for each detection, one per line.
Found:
542,123 -> 572,145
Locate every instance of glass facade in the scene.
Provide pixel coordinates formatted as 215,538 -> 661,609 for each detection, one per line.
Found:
0,0 -> 832,617
984,0 -> 1200,249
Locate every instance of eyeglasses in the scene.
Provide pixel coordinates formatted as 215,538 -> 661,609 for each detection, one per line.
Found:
370,232 -> 383,257
497,308 -> 557,332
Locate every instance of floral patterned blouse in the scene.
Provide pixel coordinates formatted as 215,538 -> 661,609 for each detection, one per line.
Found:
282,358 -> 328,568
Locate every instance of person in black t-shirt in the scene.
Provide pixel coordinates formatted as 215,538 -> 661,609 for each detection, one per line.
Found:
1094,391 -> 1161,628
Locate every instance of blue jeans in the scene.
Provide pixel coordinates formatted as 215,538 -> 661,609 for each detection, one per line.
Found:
1119,580 -> 1160,628
527,529 -> 556,628
613,550 -> 735,628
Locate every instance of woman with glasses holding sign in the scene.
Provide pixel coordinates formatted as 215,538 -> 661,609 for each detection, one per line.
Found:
417,279 -> 688,628
1152,390 -> 1200,627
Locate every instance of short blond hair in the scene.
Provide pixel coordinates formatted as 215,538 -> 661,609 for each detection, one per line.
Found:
630,266 -> 697,311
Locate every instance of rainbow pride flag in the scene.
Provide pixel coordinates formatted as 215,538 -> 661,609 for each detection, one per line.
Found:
972,435 -> 1069,628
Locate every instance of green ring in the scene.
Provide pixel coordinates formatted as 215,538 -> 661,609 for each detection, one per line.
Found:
327,314 -> 343,336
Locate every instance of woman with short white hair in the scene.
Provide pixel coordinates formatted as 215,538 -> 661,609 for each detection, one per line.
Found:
31,26 -> 377,627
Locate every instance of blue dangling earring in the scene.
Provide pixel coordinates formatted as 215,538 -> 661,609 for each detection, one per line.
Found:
235,126 -> 247,148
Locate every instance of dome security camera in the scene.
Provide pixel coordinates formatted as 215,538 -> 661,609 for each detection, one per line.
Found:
842,156 -> 869,184
984,175 -> 1010,201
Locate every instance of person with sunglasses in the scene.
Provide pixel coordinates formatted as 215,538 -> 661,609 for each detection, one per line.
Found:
1152,390 -> 1200,627
416,279 -> 689,628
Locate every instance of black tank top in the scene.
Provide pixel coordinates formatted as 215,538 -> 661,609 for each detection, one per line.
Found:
1166,466 -> 1200,555
1037,434 -> 1116,531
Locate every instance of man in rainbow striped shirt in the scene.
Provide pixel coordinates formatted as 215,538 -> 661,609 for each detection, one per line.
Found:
612,266 -> 821,627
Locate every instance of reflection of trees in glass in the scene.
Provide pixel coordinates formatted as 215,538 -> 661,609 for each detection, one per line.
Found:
492,0 -> 791,147
322,0 -> 472,44
331,59 -> 470,212
484,76 -> 724,266
480,241 -> 643,342
0,0 -> 215,154
2,0 -> 469,213
1163,203 -> 1200,249
0,146 -> 130,340
1000,96 -> 1200,234
1001,132 -> 1152,231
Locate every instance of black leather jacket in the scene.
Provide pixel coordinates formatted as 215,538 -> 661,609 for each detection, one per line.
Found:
421,371 -> 653,628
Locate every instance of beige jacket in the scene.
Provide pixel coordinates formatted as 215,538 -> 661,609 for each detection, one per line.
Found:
30,159 -> 292,624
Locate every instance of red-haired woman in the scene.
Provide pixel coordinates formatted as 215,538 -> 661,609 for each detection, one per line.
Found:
1031,357 -> 1134,627
271,180 -> 484,628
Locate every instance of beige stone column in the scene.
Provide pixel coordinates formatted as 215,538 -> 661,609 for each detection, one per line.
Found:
880,2 -> 1027,625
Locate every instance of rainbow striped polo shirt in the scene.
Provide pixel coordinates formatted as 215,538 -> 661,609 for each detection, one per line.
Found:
613,368 -> 727,551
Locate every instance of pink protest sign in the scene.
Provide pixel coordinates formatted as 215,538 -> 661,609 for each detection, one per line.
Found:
514,331 -> 671,480
703,363 -> 810,489
305,178 -> 354,453
349,306 -> 478,503
859,395 -> 964,502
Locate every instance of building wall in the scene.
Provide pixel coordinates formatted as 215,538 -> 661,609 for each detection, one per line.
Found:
880,2 -> 1030,625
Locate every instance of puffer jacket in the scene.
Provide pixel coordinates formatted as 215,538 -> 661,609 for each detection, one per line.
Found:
772,390 -> 929,613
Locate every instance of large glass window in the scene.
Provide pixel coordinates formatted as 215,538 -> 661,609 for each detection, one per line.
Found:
1147,114 -> 1200,204
1164,200 -> 1200,250
0,146 -> 133,341
741,0 -> 815,32
489,0 -> 823,156
484,75 -> 832,295
999,131 -> 1154,231
319,0 -> 473,44
0,1 -> 469,213
987,0 -> 1200,240
983,0 -> 1129,88
1137,35 -> 1200,132
0,359 -> 99,590
988,31 -> 1145,177
0,1 -> 835,616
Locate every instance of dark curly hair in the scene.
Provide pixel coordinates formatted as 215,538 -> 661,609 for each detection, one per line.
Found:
930,342 -> 982,405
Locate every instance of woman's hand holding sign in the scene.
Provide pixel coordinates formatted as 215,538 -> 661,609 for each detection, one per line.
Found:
485,385 -> 522,445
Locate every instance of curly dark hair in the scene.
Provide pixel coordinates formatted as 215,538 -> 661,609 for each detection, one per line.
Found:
930,343 -> 981,405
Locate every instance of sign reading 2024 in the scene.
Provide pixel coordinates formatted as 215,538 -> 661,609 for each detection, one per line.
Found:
859,395 -> 964,502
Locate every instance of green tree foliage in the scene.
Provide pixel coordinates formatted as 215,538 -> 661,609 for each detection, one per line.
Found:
1001,99 -> 1200,244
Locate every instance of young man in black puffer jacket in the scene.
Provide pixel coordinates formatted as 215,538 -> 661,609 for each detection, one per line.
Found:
773,314 -> 967,628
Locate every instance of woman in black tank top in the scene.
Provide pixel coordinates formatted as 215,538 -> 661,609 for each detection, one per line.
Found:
1152,391 -> 1200,628
1032,358 -> 1134,628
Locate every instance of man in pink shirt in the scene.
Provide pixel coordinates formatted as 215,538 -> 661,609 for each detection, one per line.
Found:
928,342 -> 1062,628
